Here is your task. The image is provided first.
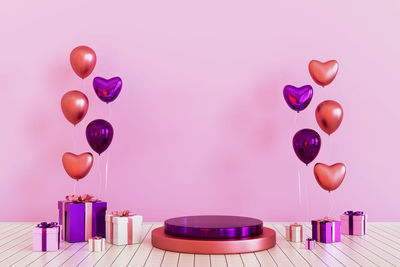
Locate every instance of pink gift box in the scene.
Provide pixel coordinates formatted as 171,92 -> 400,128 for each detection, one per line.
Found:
340,211 -> 366,236
32,223 -> 62,251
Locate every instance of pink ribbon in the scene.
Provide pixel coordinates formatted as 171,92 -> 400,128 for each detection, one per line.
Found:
289,222 -> 303,242
109,210 -> 135,244
91,236 -> 104,251
65,194 -> 98,203
112,210 -> 134,217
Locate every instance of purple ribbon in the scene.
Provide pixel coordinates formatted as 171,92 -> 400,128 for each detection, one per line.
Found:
344,211 -> 364,235
37,222 -> 59,251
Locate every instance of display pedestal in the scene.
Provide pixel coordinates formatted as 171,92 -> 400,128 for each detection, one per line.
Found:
152,226 -> 276,254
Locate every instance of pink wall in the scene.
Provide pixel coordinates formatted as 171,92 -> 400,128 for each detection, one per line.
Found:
1,0 -> 399,222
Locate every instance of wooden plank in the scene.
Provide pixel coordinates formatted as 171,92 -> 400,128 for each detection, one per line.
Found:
0,243 -> 33,266
28,242 -> 73,266
76,243 -> 113,266
0,224 -> 36,246
302,224 -> 361,267
303,224 -> 375,267
0,223 -> 24,235
254,250 -> 277,267
95,244 -> 126,266
144,247 -> 166,267
0,231 -> 31,254
178,253 -> 194,267
339,234 -> 394,266
10,251 -> 46,267
128,223 -> 161,266
240,253 -> 260,266
369,224 -> 400,240
210,254 -> 227,267
111,223 -> 152,266
0,239 -> 32,262
60,244 -> 91,266
225,254 -> 244,267
263,223 -> 309,266
365,228 -> 400,250
41,242 -> 86,266
195,254 -> 210,267
161,251 -> 179,267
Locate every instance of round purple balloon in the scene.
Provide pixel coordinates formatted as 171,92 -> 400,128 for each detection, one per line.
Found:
293,128 -> 321,165
283,85 -> 313,112
86,119 -> 114,155
93,76 -> 122,103
164,215 -> 263,239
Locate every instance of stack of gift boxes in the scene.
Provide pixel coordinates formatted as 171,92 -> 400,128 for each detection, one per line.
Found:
285,211 -> 367,250
32,194 -> 143,252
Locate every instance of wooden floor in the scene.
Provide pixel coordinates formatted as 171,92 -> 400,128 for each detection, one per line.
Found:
0,222 -> 400,266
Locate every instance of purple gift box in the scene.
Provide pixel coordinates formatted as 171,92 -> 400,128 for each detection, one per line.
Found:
312,218 -> 341,243
58,200 -> 107,243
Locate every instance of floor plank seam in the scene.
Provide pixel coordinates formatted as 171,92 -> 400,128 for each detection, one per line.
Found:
271,223 -> 312,267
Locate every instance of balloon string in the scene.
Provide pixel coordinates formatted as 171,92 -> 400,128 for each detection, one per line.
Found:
328,192 -> 335,218
72,126 -> 77,153
96,155 -> 103,198
304,178 -> 311,222
105,149 -> 110,192
73,180 -> 77,195
107,104 -> 112,121
297,166 -> 301,205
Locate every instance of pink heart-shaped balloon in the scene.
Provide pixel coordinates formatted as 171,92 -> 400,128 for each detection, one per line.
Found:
314,163 -> 346,192
62,152 -> 94,181
308,60 -> 338,87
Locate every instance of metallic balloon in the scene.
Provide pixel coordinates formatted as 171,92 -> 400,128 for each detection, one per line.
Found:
314,163 -> 346,192
62,152 -> 94,181
93,76 -> 122,103
315,100 -> 343,135
283,85 -> 313,112
70,46 -> 97,79
61,90 -> 89,126
308,60 -> 339,87
86,119 -> 114,155
293,129 -> 321,165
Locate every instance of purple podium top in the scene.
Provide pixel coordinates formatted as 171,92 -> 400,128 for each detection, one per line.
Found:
164,215 -> 263,239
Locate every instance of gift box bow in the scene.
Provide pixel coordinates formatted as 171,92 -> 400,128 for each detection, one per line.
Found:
37,222 -> 58,228
65,194 -> 99,203
112,210 -> 134,217
318,217 -> 335,223
344,210 -> 364,216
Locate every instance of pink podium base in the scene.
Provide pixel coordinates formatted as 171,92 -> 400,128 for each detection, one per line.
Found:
151,227 -> 276,254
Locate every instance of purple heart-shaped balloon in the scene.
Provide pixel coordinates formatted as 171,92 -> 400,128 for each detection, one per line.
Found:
93,76 -> 122,103
283,85 -> 313,112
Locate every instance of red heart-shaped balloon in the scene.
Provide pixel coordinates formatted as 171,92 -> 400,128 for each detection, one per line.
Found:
62,152 -> 94,181
308,60 -> 338,87
314,163 -> 346,192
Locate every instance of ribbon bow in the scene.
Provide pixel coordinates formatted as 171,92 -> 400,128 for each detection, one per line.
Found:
345,210 -> 364,216
65,194 -> 98,203
93,236 -> 103,240
112,210 -> 133,217
37,222 -> 58,228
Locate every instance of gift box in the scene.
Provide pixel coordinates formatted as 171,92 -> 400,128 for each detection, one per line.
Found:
340,211 -> 367,235
312,217 -> 341,243
305,238 -> 316,250
285,223 -> 303,242
106,210 -> 143,245
32,222 -> 62,251
88,237 -> 106,252
58,194 -> 107,243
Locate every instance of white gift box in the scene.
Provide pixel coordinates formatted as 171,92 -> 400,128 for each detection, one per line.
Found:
285,223 -> 304,242
106,214 -> 143,245
88,237 -> 105,252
